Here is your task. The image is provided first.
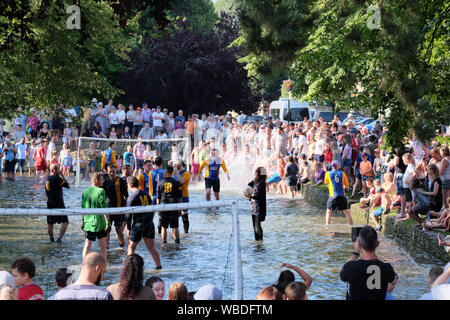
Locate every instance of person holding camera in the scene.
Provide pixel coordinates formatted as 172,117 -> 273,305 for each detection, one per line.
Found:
340,225 -> 396,300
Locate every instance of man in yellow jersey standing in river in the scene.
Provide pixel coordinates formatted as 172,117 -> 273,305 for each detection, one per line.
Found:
198,148 -> 230,201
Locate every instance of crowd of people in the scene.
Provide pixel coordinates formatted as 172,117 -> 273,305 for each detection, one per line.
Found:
1,226 -> 449,300
1,99 -> 450,300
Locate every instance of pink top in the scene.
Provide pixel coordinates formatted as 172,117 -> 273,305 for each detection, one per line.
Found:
133,143 -> 145,160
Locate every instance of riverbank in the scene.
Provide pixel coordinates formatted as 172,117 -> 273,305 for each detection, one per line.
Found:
300,183 -> 450,262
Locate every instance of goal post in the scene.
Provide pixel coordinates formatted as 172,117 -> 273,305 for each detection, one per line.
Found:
75,136 -> 190,187
0,199 -> 243,299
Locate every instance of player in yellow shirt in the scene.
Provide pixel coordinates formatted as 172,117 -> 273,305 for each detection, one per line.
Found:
198,148 -> 230,201
101,142 -> 117,172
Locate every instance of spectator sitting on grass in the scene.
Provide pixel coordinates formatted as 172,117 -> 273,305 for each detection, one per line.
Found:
359,177 -> 375,208
312,162 -> 325,186
409,178 -> 430,225
422,198 -> 450,231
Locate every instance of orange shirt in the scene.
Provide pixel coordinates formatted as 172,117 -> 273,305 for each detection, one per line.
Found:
360,160 -> 373,176
185,120 -> 195,135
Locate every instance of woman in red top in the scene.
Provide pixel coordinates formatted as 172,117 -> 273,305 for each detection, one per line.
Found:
34,140 -> 48,184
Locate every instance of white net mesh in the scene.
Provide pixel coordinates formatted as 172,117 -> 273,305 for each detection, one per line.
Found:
0,200 -> 243,300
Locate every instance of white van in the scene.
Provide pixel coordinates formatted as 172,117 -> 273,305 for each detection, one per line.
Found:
269,99 -> 312,122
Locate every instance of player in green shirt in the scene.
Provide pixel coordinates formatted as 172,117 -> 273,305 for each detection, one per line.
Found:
81,172 -> 110,263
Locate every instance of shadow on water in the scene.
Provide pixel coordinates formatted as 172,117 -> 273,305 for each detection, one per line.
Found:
0,179 -> 444,299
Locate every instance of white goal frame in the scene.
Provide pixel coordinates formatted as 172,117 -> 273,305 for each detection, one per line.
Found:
0,199 -> 243,300
75,136 -> 190,187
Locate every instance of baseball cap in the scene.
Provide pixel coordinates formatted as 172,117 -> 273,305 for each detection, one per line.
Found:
362,152 -> 369,157
0,271 -> 15,288
136,107 -> 141,111
331,160 -> 340,169
267,116 -> 272,120
193,284 -> 223,300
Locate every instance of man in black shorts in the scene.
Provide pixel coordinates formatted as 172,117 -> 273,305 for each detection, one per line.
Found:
157,165 -> 183,244
126,176 -> 161,269
324,161 -> 353,225
45,164 -> 70,243
102,164 -> 128,248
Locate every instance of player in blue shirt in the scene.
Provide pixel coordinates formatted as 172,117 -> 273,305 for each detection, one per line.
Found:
324,161 -> 353,225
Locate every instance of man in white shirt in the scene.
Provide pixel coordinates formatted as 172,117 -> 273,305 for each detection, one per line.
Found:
314,132 -> 326,163
108,108 -> 120,132
15,137 -> 28,176
296,129 -> 308,156
116,104 -> 126,132
152,106 -> 164,133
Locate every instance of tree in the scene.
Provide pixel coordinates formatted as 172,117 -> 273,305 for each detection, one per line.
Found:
0,0 -> 135,118
118,15 -> 259,115
238,0 -> 450,150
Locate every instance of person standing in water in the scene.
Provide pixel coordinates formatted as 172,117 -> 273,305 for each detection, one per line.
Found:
198,148 -> 230,201
246,167 -> 267,241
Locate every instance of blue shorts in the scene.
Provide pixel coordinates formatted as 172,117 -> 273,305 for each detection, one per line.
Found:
373,207 -> 389,217
89,160 -> 96,168
182,197 -> 189,203
268,174 -> 282,185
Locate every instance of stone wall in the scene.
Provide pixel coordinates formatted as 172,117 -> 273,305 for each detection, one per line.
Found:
300,184 -> 450,262
385,217 -> 450,262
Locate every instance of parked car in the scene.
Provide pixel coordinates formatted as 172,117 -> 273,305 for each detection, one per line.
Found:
342,112 -> 365,124
244,115 -> 264,123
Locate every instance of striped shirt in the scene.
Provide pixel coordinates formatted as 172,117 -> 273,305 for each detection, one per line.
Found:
53,284 -> 113,300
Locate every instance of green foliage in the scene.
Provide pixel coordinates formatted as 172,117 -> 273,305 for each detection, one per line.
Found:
238,0 -> 450,151
0,0 -> 134,117
139,0 -> 218,38
214,0 -> 239,14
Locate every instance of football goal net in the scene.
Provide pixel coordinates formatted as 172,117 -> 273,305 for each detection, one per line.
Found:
75,136 -> 190,187
0,200 -> 243,300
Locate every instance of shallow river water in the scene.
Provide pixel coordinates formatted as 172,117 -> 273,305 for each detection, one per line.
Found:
0,177 -> 443,300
